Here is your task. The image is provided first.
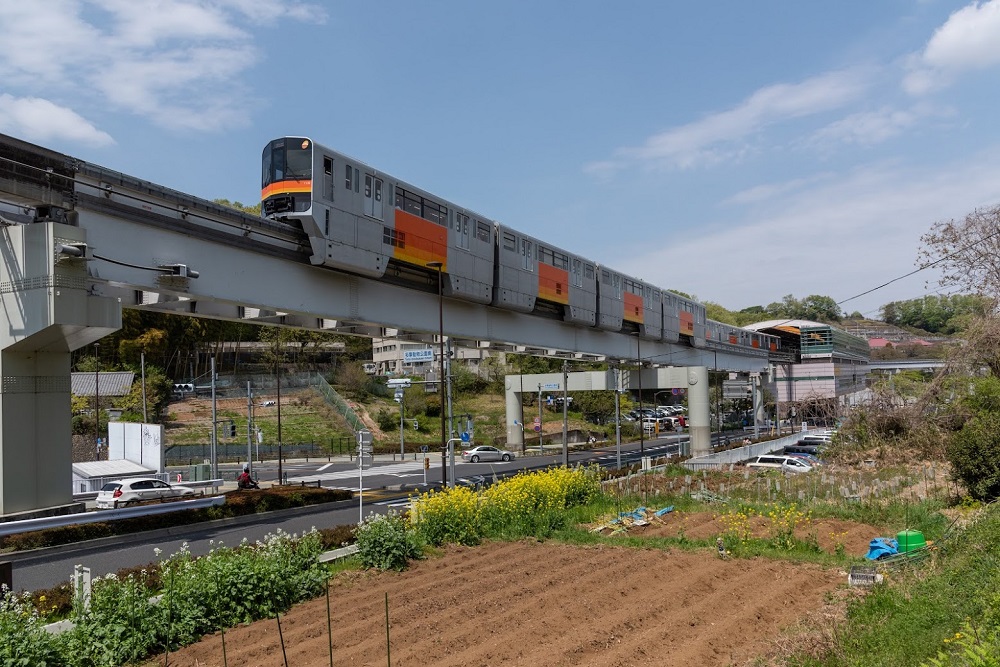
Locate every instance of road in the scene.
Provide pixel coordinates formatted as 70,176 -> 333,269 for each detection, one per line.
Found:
9,435 -> 692,593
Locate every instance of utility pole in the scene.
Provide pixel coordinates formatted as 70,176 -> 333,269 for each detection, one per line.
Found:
246,381 -> 253,473
537,383 -> 544,452
210,357 -> 217,479
562,360 -> 569,466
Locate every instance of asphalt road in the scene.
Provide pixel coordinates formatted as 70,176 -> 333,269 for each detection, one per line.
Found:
8,435 -> 693,593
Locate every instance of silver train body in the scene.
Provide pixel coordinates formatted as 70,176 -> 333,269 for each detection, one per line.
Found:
260,136 -> 778,355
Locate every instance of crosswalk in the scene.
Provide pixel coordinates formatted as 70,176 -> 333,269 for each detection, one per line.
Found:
286,460 -> 428,484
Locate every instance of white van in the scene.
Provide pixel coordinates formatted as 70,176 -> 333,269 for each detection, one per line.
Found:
746,455 -> 813,474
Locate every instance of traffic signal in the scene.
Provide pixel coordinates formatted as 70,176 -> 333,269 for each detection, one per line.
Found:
229,421 -> 237,437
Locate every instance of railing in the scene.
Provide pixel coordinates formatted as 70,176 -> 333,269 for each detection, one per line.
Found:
311,372 -> 367,432
0,495 -> 226,538
683,430 -> 813,471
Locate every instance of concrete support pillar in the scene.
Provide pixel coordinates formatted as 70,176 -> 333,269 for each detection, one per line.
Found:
686,366 -> 711,457
504,377 -> 524,448
0,222 -> 120,516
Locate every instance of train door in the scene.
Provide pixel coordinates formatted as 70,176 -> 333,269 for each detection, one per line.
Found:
364,173 -> 383,220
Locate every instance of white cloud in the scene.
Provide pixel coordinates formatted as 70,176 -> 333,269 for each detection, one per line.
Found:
626,151 -> 1000,315
808,103 -> 952,147
904,0 -> 1000,94
0,95 -> 114,147
0,1 -> 325,137
723,174 -> 834,206
586,69 -> 871,173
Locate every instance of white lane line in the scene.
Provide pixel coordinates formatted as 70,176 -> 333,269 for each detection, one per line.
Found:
316,463 -> 333,471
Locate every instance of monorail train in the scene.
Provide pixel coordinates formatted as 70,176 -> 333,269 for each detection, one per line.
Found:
261,136 -> 778,355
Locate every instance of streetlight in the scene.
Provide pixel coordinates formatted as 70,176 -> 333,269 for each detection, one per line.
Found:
94,342 -> 100,458
426,261 -> 447,487
632,332 -> 644,459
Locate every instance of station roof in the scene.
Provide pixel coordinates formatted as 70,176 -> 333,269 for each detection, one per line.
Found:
72,459 -> 155,479
743,319 -> 830,334
71,371 -> 135,397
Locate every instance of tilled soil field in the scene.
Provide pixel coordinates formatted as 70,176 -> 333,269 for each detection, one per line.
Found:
157,540 -> 846,667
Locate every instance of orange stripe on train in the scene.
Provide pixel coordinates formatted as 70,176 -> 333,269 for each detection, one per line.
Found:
537,263 -> 569,305
679,310 -> 694,335
261,179 -> 312,200
623,293 -> 644,324
391,209 -> 447,270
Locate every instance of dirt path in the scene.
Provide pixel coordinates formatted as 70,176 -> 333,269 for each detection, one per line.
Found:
157,540 -> 845,667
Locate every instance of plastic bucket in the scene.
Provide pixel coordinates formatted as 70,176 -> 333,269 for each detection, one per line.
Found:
896,529 -> 927,553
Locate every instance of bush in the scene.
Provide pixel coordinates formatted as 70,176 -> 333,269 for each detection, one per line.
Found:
376,408 -> 397,431
0,588 -> 62,665
948,413 -> 1000,501
353,511 -> 422,571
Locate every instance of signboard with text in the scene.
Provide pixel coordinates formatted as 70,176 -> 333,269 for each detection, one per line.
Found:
403,349 -> 434,363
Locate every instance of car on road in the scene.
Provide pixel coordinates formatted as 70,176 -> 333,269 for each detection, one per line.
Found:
461,446 -> 515,463
96,477 -> 197,509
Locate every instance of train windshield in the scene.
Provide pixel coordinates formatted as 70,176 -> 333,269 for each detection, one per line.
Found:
262,137 -> 312,188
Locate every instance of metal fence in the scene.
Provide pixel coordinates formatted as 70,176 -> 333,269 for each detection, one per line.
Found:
311,373 -> 367,432
682,431 -> 810,471
164,437 -> 356,466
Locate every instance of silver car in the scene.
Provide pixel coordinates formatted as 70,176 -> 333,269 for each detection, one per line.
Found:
95,477 -> 197,509
461,446 -> 515,463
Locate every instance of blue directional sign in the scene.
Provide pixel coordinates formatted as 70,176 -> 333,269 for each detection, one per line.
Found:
461,432 -> 470,442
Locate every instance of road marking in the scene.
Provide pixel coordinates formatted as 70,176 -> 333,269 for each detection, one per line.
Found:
316,463 -> 333,471
287,460 -> 428,483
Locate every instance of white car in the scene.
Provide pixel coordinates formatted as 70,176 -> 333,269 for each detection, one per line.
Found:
95,477 -> 197,509
460,446 -> 515,463
746,455 -> 814,475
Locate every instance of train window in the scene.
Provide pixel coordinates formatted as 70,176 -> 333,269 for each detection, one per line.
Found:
521,239 -> 533,270
324,157 -> 332,175
423,199 -> 447,225
585,264 -> 594,280
382,227 -> 405,249
503,232 -> 516,252
601,270 -> 611,285
345,164 -> 352,190
456,212 -> 470,249
354,168 -> 360,193
324,209 -> 330,236
571,259 -> 582,287
476,221 -> 491,242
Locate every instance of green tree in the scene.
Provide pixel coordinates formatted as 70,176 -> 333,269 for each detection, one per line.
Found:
949,412 -> 1000,501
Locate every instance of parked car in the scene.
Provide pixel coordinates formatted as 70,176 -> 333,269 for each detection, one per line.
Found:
96,477 -> 197,509
460,446 -> 515,463
746,455 -> 814,474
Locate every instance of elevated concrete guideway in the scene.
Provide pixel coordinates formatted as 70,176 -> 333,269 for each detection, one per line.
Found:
505,367 -> 711,455
0,134 -> 771,516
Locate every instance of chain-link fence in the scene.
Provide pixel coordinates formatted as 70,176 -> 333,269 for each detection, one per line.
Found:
164,436 -> 357,465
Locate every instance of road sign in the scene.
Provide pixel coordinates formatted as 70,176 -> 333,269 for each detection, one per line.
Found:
420,445 -> 429,453
461,431 -> 470,442
542,383 -> 560,390
533,416 -> 541,425
387,379 -> 412,388
357,429 -> 373,446
359,453 -> 374,470
533,425 -> 541,432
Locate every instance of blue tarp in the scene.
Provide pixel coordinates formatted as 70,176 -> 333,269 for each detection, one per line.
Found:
865,537 -> 899,560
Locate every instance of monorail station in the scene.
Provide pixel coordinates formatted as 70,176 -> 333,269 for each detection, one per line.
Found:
747,320 -> 871,412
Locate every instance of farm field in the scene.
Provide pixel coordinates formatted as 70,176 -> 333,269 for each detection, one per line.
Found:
153,539 -> 848,667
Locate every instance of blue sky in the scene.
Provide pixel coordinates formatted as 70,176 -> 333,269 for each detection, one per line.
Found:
3,1 -> 1000,318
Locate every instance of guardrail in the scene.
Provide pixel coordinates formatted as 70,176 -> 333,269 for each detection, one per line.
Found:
683,430 -> 818,471
0,495 -> 226,538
